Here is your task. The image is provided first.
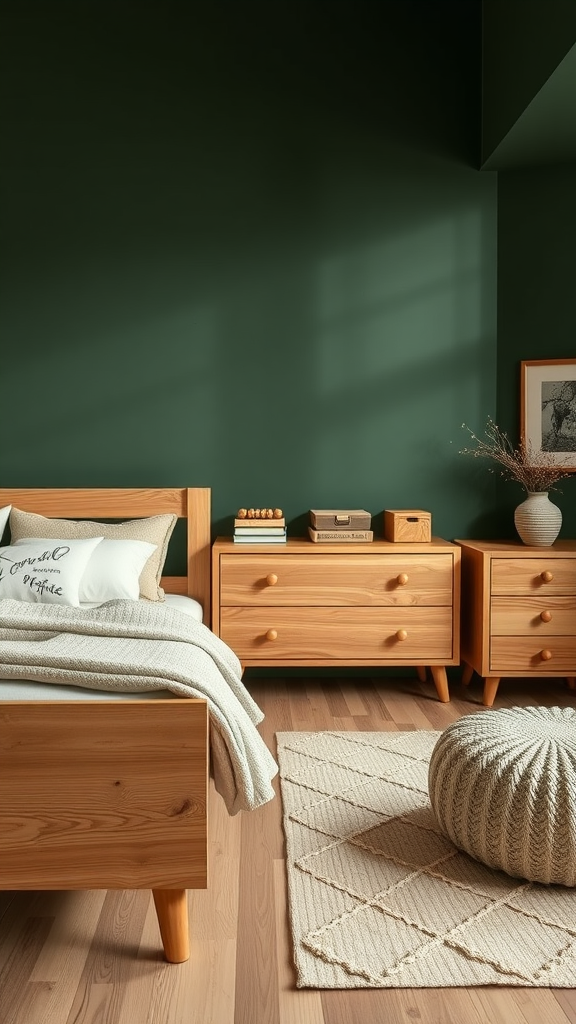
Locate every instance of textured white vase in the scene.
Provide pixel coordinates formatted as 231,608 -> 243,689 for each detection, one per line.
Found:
514,491 -> 562,546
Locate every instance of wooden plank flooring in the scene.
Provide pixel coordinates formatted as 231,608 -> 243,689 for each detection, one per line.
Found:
1,673 -> 575,1024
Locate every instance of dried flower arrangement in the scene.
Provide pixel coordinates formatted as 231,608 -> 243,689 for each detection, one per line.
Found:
460,417 -> 573,493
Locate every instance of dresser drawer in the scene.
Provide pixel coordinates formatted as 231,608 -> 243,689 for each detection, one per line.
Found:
491,558 -> 576,595
220,606 -> 453,661
491,596 -> 576,636
219,554 -> 453,607
490,635 -> 576,673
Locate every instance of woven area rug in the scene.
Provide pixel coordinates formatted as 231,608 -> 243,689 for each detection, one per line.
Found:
276,730 -> 576,989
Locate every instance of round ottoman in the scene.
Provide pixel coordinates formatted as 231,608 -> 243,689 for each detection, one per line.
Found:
428,706 -> 576,887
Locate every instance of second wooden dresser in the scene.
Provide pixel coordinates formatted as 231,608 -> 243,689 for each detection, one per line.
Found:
456,539 -> 576,707
212,537 -> 461,702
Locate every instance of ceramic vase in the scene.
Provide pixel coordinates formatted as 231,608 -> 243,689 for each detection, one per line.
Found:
514,491 -> 562,547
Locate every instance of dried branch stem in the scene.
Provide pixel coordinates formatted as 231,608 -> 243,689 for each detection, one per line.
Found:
460,418 -> 572,493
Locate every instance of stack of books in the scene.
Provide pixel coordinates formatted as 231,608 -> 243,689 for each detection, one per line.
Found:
308,508 -> 373,543
234,508 -> 287,544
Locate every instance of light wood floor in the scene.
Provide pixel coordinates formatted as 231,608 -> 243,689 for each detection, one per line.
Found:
1,673 -> 575,1024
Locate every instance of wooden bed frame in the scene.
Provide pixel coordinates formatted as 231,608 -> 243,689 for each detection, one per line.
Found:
0,487 -> 212,963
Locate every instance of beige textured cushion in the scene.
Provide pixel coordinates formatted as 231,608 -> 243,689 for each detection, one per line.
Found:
428,706 -> 576,887
9,508 -> 177,601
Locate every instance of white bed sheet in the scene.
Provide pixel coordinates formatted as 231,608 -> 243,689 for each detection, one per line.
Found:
0,593 -> 203,700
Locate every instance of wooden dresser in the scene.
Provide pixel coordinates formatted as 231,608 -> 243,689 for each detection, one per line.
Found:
211,537 -> 461,702
456,539 -> 576,707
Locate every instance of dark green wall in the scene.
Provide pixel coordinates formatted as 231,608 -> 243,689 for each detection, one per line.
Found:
480,0 -> 576,539
1,1 -> 498,541
496,164 -> 576,537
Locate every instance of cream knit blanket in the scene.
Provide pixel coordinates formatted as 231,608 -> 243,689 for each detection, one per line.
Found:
0,598 -> 277,815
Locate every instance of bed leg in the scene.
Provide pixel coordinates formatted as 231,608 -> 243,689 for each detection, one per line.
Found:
152,888 -> 190,963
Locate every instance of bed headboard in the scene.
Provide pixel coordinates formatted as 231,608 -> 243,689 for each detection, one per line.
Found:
0,487 -> 211,626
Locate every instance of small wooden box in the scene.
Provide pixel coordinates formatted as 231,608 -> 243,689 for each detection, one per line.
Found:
310,509 -> 372,530
384,509 -> 432,543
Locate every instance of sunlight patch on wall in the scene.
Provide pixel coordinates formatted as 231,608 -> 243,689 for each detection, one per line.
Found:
314,210 -> 483,395
308,207 -> 490,506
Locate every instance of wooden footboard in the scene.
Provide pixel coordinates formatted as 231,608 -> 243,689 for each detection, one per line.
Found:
0,699 -> 209,962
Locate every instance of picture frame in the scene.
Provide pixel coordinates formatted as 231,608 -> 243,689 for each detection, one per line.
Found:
520,358 -> 576,472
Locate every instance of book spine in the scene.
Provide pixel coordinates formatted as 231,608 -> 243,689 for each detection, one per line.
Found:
234,518 -> 285,528
234,528 -> 286,536
308,528 -> 374,542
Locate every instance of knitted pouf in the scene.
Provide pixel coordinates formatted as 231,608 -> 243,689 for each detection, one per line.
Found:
428,706 -> 576,887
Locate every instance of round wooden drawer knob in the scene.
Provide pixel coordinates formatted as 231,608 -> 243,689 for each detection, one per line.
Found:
540,610 -> 553,622
265,629 -> 278,641
397,573 -> 409,586
540,571 -> 554,583
540,649 -> 553,661
266,573 -> 278,586
396,629 -> 408,641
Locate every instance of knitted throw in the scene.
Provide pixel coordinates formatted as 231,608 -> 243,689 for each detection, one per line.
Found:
428,705 -> 576,887
0,597 -> 277,815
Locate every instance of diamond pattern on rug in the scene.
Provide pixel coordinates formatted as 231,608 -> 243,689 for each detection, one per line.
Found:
291,776 -> 431,840
277,730 -> 576,989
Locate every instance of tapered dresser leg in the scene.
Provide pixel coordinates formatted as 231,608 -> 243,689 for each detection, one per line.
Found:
430,666 -> 450,703
416,666 -> 427,682
461,663 -> 474,686
482,677 -> 500,708
567,677 -> 576,690
152,888 -> 190,963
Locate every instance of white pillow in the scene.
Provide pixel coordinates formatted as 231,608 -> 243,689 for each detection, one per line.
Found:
0,536 -> 104,606
0,505 -> 11,541
80,538 -> 157,602
14,537 -> 157,604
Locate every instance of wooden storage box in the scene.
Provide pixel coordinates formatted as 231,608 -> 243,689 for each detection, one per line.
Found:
310,509 -> 372,530
384,509 -> 431,543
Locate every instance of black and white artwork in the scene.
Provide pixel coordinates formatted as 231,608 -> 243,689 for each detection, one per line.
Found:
541,378 -> 576,454
521,359 -> 576,471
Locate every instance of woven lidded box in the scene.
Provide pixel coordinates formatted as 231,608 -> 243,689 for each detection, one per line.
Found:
384,509 -> 431,542
310,509 -> 372,530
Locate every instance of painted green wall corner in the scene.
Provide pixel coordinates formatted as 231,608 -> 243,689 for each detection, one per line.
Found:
482,0 -> 576,166
496,164 -> 576,538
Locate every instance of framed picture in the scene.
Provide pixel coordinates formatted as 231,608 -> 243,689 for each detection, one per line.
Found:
520,358 -> 576,471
